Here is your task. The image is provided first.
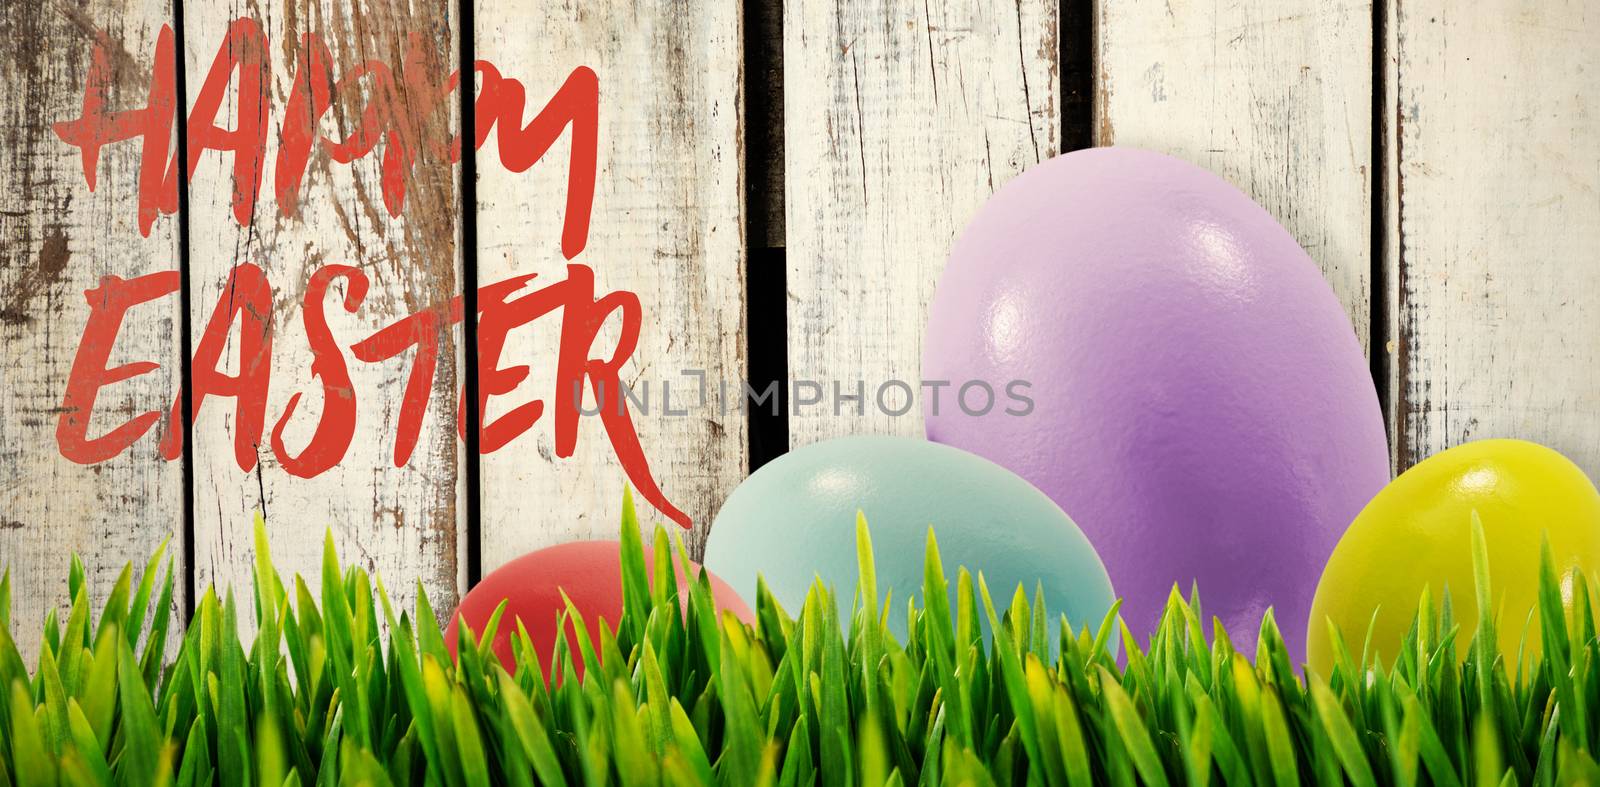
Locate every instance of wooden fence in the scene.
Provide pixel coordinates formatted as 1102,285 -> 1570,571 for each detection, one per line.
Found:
0,0 -> 1596,653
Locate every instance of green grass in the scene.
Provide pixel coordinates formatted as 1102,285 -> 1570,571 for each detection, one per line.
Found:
2,492 -> 1599,786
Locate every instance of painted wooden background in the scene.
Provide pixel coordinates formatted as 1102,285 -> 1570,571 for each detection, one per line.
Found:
1,0 -> 1596,651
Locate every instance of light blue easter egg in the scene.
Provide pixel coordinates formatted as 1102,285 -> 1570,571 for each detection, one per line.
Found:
704,435 -> 1115,641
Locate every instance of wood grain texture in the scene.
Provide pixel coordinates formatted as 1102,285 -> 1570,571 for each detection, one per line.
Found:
474,0 -> 746,560
1097,0 -> 1374,352
0,0 -> 185,654
784,0 -> 1059,447
181,0 -> 463,613
1388,1 -> 1600,471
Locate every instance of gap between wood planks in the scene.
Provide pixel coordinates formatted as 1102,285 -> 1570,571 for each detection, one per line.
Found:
1370,0 -> 1395,454
745,0 -> 788,471
459,0 -> 483,588
173,0 -> 195,619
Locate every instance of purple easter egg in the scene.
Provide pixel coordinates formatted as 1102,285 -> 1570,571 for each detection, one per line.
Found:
922,147 -> 1389,659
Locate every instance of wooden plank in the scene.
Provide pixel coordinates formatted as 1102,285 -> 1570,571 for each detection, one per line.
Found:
0,1 -> 185,654
181,2 -> 463,612
474,1 -> 747,560
784,0 -> 1060,447
1097,0 -> 1374,352
1388,1 -> 1600,471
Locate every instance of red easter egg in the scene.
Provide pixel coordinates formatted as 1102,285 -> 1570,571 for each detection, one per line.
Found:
445,540 -> 753,677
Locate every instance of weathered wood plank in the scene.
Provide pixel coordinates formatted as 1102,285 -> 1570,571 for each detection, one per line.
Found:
474,1 -> 746,560
1388,1 -> 1600,471
1097,0 -> 1374,353
784,0 -> 1059,447
181,1 -> 463,612
0,1 -> 185,654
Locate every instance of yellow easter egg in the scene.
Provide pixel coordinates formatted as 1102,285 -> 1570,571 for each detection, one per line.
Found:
1306,439 -> 1600,674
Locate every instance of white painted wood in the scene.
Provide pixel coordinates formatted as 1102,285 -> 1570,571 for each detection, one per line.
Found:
784,0 -> 1059,447
474,1 -> 746,560
181,1 -> 464,615
1388,0 -> 1600,471
1097,0 -> 1374,353
0,1 -> 185,654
